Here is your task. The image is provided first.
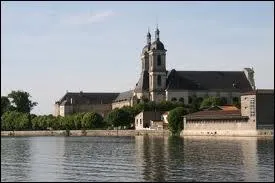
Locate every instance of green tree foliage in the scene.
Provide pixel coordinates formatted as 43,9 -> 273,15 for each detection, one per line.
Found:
7,90 -> 38,114
105,108 -> 133,129
1,96 -> 11,116
200,96 -> 222,109
186,96 -> 203,113
168,107 -> 187,136
1,111 -> 30,131
81,112 -> 104,130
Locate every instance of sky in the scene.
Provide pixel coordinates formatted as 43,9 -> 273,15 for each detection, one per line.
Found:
1,1 -> 274,115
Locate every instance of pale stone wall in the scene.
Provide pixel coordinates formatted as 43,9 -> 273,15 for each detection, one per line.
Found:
54,104 -> 60,116
182,119 -> 257,136
59,104 -> 112,117
112,100 -> 131,109
166,90 -> 189,104
135,112 -> 144,130
241,94 -> 256,128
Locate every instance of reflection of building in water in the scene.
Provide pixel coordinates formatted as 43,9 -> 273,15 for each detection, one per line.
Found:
30,137 -> 65,181
135,136 -> 264,182
183,89 -> 274,136
135,136 -> 169,181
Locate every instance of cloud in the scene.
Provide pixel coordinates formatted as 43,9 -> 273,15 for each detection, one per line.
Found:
61,10 -> 115,25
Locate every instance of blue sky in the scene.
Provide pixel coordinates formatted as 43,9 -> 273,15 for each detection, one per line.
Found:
1,1 -> 274,115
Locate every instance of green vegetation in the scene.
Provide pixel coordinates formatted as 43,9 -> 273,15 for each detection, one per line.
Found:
1,90 -> 237,133
167,107 -> 187,136
200,96 -> 223,109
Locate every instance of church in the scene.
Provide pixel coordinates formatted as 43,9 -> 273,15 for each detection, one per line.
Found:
54,27 -> 255,117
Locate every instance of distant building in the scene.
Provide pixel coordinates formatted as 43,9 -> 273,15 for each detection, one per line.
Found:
135,111 -> 162,130
54,27 -> 255,116
54,92 -> 119,117
112,27 -> 255,108
241,89 -> 274,129
182,89 -> 274,136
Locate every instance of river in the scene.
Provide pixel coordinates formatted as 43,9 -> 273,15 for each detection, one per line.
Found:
1,136 -> 274,182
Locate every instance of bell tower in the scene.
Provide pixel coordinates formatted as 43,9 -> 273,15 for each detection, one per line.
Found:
148,26 -> 167,102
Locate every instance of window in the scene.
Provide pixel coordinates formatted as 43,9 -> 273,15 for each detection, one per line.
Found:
179,97 -> 184,103
140,119 -> 142,125
157,55 -> 161,66
157,75 -> 161,86
250,98 -> 255,117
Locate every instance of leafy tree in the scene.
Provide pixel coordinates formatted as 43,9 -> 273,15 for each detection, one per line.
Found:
1,96 -> 11,116
1,111 -> 30,131
81,112 -> 104,130
186,96 -> 203,113
200,96 -> 222,109
168,107 -> 187,136
7,90 -> 38,114
73,112 -> 86,130
105,108 -> 132,129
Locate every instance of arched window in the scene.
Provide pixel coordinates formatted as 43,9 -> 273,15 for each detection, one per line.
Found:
157,75 -> 161,86
157,55 -> 161,66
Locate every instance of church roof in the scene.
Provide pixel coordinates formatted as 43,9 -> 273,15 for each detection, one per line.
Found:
114,90 -> 133,102
57,92 -> 119,105
166,70 -> 253,92
134,71 -> 149,92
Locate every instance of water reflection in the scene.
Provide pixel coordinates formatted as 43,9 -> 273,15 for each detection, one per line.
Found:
1,136 -> 274,182
134,136 -> 274,182
29,137 -> 65,182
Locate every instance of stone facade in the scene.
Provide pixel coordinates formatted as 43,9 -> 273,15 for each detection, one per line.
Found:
182,89 -> 274,136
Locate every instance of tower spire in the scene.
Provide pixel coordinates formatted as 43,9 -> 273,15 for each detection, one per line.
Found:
147,27 -> 151,45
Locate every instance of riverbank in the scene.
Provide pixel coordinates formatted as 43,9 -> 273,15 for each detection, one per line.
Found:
1,129 -> 273,137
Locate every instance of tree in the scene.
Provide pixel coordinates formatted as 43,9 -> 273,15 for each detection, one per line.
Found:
167,107 -> 187,136
7,90 -> 38,114
1,96 -> 11,116
200,96 -> 222,109
81,112 -> 104,130
1,111 -> 30,131
105,108 -> 132,129
73,113 -> 86,130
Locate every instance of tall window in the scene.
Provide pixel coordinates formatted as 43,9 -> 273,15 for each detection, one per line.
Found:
157,55 -> 161,66
157,75 -> 161,86
250,98 -> 255,117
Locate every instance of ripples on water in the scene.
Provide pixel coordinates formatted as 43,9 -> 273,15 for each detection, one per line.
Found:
1,136 -> 274,182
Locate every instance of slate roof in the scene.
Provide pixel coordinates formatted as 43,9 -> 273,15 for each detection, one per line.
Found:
241,89 -> 274,95
184,110 -> 248,120
166,69 -> 253,92
134,71 -> 149,92
56,92 -> 119,105
114,90 -> 133,102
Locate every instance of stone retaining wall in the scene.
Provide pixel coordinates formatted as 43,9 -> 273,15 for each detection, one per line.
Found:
1,130 -> 171,137
1,129 -> 273,137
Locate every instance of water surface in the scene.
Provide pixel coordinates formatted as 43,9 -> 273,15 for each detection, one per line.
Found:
1,136 -> 274,182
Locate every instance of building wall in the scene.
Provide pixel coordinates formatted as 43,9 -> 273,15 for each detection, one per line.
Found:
182,119 -> 257,136
112,100 -> 131,109
135,112 -> 144,130
54,104 -> 60,116
256,93 -> 274,129
59,104 -> 112,117
241,94 -> 257,130
166,90 -> 240,104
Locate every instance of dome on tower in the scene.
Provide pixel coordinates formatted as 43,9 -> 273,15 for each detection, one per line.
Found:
151,40 -> 165,50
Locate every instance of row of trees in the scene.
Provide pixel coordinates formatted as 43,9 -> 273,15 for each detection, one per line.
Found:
1,90 -> 241,135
